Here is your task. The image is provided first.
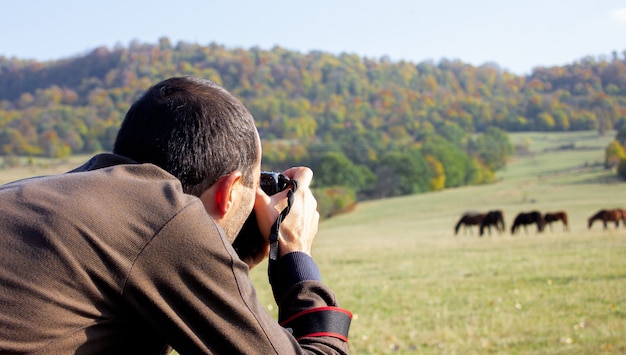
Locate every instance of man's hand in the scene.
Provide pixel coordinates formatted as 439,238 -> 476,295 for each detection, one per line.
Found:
274,167 -> 319,256
253,167 -> 319,259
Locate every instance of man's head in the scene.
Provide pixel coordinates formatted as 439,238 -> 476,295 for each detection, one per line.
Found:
113,77 -> 261,240
113,76 -> 260,196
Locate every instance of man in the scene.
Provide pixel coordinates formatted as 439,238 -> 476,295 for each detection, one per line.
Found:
0,77 -> 351,354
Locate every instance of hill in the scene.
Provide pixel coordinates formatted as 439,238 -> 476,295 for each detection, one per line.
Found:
1,42 -> 626,204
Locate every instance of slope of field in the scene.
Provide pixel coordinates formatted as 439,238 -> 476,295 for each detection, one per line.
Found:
251,130 -> 626,354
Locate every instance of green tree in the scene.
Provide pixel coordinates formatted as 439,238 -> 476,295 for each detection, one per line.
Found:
425,155 -> 445,191
469,127 -> 513,171
422,136 -> 471,188
617,158 -> 626,180
616,125 -> 626,146
313,186 -> 357,219
373,149 -> 432,198
436,121 -> 467,149
605,140 -> 625,169
311,151 -> 374,191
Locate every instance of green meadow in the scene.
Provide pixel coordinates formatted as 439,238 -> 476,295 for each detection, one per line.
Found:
1,131 -> 624,354
251,130 -> 626,354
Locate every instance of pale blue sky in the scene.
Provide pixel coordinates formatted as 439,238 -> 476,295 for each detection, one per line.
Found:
2,0 -> 625,75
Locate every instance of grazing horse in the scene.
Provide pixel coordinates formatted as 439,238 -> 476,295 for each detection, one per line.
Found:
479,210 -> 505,236
588,209 -> 624,230
454,212 -> 486,235
511,211 -> 544,235
543,211 -> 569,231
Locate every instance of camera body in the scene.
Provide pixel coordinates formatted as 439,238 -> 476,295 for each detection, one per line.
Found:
232,172 -> 294,258
259,171 -> 294,196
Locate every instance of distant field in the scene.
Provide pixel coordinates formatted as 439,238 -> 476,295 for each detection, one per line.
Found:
1,131 -> 624,354
0,155 -> 92,185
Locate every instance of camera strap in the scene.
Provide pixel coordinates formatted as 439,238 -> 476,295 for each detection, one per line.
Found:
269,179 -> 299,261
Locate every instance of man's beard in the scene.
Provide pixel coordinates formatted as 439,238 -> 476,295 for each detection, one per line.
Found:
223,189 -> 255,243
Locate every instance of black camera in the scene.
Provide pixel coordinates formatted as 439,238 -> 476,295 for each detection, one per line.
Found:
232,172 -> 294,259
259,171 -> 294,196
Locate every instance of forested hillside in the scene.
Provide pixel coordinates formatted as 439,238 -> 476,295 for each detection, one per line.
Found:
1,38 -> 625,215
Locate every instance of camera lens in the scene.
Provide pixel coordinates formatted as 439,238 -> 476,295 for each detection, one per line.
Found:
260,171 -> 292,195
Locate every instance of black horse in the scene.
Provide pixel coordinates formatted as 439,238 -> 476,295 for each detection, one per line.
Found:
511,211 -> 544,235
479,210 -> 505,236
454,212 -> 486,235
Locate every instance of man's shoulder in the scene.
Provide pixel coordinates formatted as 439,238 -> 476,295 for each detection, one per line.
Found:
72,154 -> 198,217
2,153 -> 199,228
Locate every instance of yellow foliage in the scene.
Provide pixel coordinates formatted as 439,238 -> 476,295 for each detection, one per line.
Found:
426,155 -> 445,191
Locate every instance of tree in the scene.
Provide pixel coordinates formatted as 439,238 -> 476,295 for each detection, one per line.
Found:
310,151 -> 374,191
605,140 -> 625,169
616,125 -> 626,146
469,127 -> 513,171
436,121 -> 467,149
372,149 -> 432,198
425,155 -> 445,191
617,158 -> 626,180
422,136 -> 471,188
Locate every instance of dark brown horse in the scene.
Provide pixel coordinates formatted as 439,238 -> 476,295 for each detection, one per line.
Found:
511,211 -> 544,235
588,209 -> 624,230
479,210 -> 505,236
454,212 -> 486,235
543,211 -> 569,231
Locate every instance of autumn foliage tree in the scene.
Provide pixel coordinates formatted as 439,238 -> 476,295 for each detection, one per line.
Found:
1,39 -> 626,205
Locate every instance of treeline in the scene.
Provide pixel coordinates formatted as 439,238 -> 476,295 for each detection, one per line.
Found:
1,39 -> 625,216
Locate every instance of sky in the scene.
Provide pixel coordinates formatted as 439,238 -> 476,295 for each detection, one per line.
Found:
1,0 -> 626,75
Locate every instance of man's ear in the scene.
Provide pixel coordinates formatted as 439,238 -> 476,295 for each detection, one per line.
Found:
201,171 -> 242,218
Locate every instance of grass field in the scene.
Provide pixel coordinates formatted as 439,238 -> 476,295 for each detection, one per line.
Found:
250,130 -> 626,354
1,131 -> 624,354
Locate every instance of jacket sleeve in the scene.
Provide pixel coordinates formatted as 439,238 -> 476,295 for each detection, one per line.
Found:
269,253 -> 352,344
122,200 -> 350,354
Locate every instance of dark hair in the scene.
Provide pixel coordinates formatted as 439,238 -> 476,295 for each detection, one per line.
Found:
113,76 -> 259,196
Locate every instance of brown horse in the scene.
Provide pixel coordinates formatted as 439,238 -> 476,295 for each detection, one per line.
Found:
588,209 -> 624,230
479,210 -> 505,236
511,211 -> 544,235
454,212 -> 486,235
543,211 -> 569,231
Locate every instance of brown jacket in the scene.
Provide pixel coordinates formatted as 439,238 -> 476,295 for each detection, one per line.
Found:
0,154 -> 350,354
